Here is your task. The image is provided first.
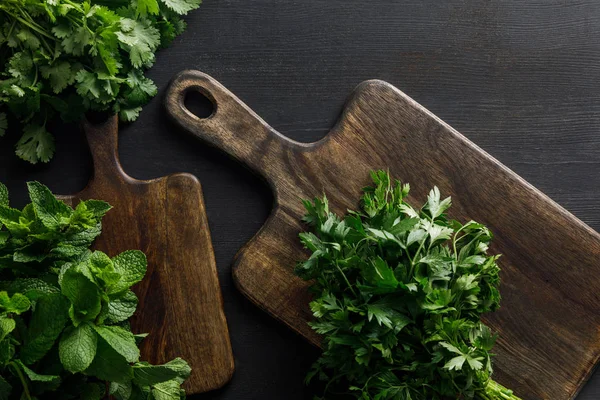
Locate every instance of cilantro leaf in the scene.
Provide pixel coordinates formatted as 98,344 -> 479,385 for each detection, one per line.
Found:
15,124 -> 56,164
160,0 -> 202,15
40,62 -> 73,94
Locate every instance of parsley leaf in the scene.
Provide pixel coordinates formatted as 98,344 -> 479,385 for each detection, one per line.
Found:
296,170 -> 521,400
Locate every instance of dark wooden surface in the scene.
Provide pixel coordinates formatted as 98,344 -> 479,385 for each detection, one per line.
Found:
165,70 -> 600,400
1,1 -> 599,399
58,117 -> 234,394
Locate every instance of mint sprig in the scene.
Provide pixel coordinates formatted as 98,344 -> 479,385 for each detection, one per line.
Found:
296,170 -> 521,400
0,181 -> 190,399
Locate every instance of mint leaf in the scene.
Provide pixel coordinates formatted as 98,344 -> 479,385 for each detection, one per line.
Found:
106,290 -> 138,324
59,323 -> 98,373
81,199 -> 112,218
27,181 -> 72,229
0,375 -> 11,400
0,291 -> 30,314
93,324 -> 140,363
133,358 -> 191,386
86,337 -> 133,384
109,250 -> 147,294
7,278 -> 60,300
20,293 -> 69,364
15,360 -> 60,383
0,317 -> 15,342
81,382 -> 105,400
151,379 -> 183,400
61,267 -> 102,326
110,381 -> 132,400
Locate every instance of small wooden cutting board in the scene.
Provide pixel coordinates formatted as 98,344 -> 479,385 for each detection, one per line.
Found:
165,71 -> 600,400
59,116 -> 234,394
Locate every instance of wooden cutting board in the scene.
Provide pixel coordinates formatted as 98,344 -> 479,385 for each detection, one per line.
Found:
164,70 -> 600,400
59,116 -> 234,394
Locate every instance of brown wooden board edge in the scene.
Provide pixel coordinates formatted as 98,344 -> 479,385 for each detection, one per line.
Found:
165,72 -> 600,399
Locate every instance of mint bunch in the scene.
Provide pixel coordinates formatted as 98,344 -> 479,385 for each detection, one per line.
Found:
0,0 -> 201,163
0,182 -> 190,399
296,171 -> 521,400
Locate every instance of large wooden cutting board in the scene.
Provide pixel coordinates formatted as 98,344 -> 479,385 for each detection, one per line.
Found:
165,70 -> 600,400
59,116 -> 234,394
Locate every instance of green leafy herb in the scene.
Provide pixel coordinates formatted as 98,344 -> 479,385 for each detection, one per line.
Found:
0,181 -> 190,399
0,0 -> 201,163
296,170 -> 521,400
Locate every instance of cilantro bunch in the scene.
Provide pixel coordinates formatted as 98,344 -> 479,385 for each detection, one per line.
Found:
0,182 -> 190,400
296,171 -> 521,400
0,0 -> 201,164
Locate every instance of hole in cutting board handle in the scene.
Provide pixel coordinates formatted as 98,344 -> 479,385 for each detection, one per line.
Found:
184,90 -> 215,119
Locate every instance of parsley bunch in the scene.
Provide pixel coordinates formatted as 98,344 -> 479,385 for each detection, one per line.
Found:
0,0 -> 201,164
296,171 -> 521,400
0,182 -> 190,400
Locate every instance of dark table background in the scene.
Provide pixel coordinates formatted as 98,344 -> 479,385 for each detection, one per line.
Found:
1,1 -> 599,398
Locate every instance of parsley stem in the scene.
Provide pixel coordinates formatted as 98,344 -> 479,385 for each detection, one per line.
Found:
408,239 -> 426,278
334,262 -> 357,297
482,379 -> 523,400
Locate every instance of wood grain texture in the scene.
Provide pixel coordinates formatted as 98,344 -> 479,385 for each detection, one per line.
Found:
59,116 -> 234,394
3,1 -> 600,399
165,70 -> 600,400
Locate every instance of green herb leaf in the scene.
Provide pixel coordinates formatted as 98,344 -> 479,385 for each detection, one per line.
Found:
27,181 -> 72,229
59,322 -> 98,373
20,293 -> 69,364
133,358 -> 191,385
295,170 -> 520,400
93,324 -> 140,363
1,0 -> 202,163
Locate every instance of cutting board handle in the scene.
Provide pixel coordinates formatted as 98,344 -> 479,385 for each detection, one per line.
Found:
83,115 -> 126,185
164,70 -> 298,175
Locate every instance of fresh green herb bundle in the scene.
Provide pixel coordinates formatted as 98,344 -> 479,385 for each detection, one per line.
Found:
295,171 -> 521,400
0,0 -> 201,163
0,182 -> 190,399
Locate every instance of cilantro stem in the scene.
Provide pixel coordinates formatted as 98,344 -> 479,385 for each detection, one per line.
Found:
4,10 -> 55,41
